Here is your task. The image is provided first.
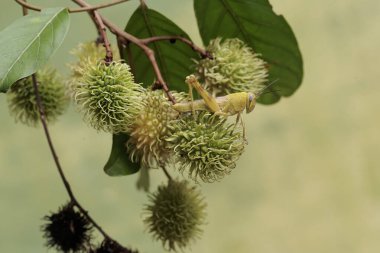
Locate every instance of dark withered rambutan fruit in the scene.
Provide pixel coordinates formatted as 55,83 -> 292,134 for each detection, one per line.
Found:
41,203 -> 93,252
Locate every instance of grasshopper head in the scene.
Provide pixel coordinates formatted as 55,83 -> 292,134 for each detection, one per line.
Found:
246,92 -> 256,113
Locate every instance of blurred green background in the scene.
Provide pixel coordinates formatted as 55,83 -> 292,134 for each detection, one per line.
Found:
1,0 -> 380,252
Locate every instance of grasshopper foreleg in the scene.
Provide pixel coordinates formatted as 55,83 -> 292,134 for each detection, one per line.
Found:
187,81 -> 196,117
233,113 -> 247,144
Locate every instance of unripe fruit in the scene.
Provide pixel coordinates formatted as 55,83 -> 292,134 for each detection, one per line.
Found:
127,90 -> 186,168
196,38 -> 268,95
71,61 -> 144,133
144,180 -> 206,251
7,68 -> 68,126
167,112 -> 245,183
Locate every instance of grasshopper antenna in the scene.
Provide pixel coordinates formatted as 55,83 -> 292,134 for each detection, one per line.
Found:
259,89 -> 281,96
255,79 -> 279,97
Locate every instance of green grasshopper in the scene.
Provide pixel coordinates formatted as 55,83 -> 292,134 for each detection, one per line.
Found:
173,75 -> 257,116
173,75 -> 264,141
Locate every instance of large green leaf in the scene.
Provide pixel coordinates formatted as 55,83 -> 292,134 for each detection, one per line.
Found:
194,0 -> 303,104
124,5 -> 199,92
0,8 -> 70,93
104,134 -> 140,176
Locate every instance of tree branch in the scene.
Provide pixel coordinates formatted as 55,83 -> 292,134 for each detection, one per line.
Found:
15,0 -> 130,13
89,11 -> 113,62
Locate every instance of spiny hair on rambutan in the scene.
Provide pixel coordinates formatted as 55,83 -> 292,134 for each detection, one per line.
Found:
126,90 -> 187,169
70,61 -> 145,133
41,203 -> 93,252
90,239 -> 138,253
7,68 -> 68,126
196,37 -> 268,96
166,112 -> 245,183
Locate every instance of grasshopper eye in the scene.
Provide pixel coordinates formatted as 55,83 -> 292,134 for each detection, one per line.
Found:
246,93 -> 256,113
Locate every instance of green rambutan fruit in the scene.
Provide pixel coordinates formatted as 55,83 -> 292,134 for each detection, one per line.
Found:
126,90 -> 186,169
196,38 -> 268,95
70,61 -> 144,133
144,180 -> 206,251
7,68 -> 68,126
167,112 -> 245,183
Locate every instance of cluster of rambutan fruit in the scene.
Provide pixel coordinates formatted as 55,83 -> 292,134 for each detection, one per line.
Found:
6,38 -> 268,252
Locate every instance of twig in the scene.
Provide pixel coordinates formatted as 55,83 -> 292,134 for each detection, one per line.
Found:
15,0 -> 130,13
141,35 -> 211,58
87,10 -> 113,62
21,0 -> 28,15
161,167 -> 173,181
69,1 -> 112,63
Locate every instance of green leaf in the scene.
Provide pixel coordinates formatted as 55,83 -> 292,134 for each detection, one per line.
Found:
0,8 -> 70,93
194,0 -> 303,104
124,5 -> 199,92
104,134 -> 140,176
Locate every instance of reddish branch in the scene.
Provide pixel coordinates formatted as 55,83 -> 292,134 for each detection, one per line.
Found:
15,0 -> 130,13
87,10 -> 113,62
